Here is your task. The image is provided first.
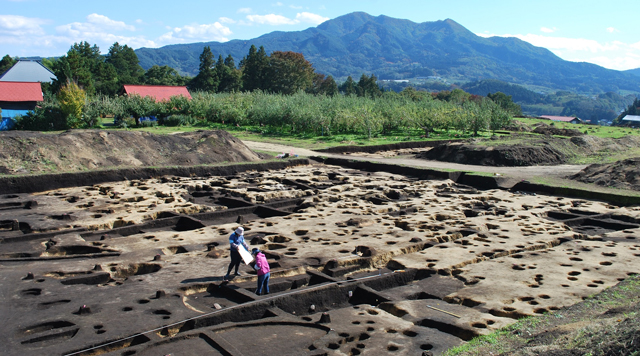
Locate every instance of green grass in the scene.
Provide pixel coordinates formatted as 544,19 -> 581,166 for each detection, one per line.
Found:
444,275 -> 640,356
516,117 -> 640,139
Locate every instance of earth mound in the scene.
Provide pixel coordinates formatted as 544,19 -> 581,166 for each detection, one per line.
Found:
0,129 -> 266,175
532,122 -> 585,137
416,142 -> 566,166
569,157 -> 640,191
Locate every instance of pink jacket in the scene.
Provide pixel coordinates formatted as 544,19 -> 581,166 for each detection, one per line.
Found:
254,252 -> 270,276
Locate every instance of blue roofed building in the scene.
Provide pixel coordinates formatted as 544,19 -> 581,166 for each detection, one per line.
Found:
0,60 -> 56,83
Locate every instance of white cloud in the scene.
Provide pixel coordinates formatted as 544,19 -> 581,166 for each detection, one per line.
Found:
48,14 -> 158,52
0,15 -> 47,36
540,27 -> 556,33
218,17 -> 236,24
606,27 -> 619,33
478,32 -> 640,70
158,22 -> 232,44
56,13 -> 135,36
295,12 -> 328,24
238,8 -> 252,14
246,14 -> 297,25
244,12 -> 328,26
273,2 -> 283,6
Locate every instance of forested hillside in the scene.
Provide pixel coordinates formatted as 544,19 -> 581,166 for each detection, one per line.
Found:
135,12 -> 640,95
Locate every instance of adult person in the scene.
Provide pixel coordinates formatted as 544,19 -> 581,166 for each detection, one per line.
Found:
224,227 -> 249,280
252,248 -> 270,295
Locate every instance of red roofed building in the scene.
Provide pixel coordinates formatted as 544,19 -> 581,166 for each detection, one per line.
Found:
122,85 -> 191,102
0,81 -> 44,120
540,115 -> 583,124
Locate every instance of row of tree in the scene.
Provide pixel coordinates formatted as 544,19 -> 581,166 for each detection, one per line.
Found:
1,42 -> 385,99
17,88 -> 513,138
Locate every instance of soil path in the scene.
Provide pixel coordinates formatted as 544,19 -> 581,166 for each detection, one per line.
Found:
243,140 -> 588,179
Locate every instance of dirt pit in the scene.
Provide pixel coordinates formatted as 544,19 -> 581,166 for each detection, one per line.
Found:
2,162 -> 640,356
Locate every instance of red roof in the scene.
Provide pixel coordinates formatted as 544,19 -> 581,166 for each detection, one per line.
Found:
123,85 -> 191,102
540,115 -> 580,122
0,81 -> 43,102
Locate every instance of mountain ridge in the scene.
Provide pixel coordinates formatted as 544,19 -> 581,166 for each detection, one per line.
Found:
135,12 -> 640,95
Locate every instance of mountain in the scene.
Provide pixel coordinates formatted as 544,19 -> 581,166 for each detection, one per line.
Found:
625,68 -> 640,77
135,12 -> 640,94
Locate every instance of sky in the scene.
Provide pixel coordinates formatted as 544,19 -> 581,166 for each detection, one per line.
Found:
2,0 -> 640,71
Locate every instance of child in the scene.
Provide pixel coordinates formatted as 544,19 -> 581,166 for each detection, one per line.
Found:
252,248 -> 270,295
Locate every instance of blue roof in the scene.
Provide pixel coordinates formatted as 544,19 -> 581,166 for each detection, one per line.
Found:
0,61 -> 56,83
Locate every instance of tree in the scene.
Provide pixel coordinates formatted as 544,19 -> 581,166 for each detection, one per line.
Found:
267,51 -> 315,94
309,74 -> 338,96
218,55 -> 242,92
487,92 -> 522,116
615,97 -> 640,124
340,76 -> 357,95
240,45 -> 269,91
356,74 -> 383,98
57,82 -> 86,128
190,46 -> 218,92
52,42 -> 104,95
0,55 -> 16,75
105,42 -> 144,89
143,65 -> 187,86
119,94 -> 157,126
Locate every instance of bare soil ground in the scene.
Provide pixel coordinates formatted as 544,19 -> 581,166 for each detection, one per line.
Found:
1,129 -> 640,356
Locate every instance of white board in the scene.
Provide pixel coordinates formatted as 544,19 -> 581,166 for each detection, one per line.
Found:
238,245 -> 254,265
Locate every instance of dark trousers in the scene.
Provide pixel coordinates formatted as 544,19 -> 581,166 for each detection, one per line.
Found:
256,272 -> 270,295
226,249 -> 241,275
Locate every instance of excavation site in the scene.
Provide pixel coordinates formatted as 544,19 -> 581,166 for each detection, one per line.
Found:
1,130 -> 640,356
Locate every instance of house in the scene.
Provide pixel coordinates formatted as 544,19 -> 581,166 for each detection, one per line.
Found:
620,115 -> 640,127
122,85 -> 191,102
0,81 -> 44,130
540,115 -> 583,124
0,60 -> 56,83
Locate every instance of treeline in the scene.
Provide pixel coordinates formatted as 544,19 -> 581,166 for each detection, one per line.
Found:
0,42 -> 380,98
3,40 -> 519,136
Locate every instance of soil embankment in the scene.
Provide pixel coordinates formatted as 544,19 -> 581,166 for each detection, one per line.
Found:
0,129 -> 266,175
570,157 -> 640,191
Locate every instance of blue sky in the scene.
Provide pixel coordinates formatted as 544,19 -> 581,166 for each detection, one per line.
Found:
2,0 -> 639,70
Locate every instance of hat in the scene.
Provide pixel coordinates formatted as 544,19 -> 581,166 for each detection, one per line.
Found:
251,248 -> 260,255
235,227 -> 244,235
